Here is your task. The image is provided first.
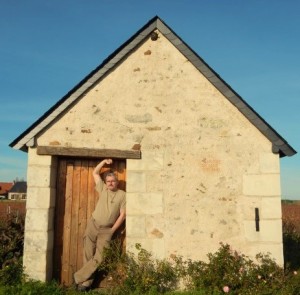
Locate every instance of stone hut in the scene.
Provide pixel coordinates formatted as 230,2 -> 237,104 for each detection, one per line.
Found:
10,16 -> 296,285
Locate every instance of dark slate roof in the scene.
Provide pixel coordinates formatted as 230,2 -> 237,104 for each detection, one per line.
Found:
9,181 -> 27,193
9,16 -> 296,157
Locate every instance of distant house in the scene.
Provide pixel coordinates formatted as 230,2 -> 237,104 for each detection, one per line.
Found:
0,182 -> 14,199
8,181 -> 27,201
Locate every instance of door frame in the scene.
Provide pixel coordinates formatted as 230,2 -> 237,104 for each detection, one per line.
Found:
52,157 -> 127,286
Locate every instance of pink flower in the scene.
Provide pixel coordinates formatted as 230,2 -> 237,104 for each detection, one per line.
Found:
223,285 -> 230,293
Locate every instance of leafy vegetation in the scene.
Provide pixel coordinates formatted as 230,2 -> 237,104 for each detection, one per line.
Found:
282,202 -> 300,270
1,207 -> 300,294
0,214 -> 24,285
98,242 -> 300,295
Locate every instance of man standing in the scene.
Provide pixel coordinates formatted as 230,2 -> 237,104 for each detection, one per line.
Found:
74,159 -> 126,291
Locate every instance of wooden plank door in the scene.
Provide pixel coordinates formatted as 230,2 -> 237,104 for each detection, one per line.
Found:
53,158 -> 126,286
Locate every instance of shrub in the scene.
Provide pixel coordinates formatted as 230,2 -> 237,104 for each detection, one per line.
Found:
98,242 -> 300,294
182,243 -> 295,295
1,235 -> 300,294
283,219 -> 300,270
100,242 -> 178,294
0,214 -> 25,285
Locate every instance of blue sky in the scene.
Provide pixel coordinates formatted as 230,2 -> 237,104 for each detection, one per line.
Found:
1,1 -> 299,199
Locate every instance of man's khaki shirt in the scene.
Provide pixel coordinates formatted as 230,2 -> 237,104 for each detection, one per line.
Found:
92,180 -> 126,227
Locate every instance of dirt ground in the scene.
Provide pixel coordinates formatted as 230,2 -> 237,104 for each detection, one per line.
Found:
282,201 -> 300,233
0,200 -> 26,221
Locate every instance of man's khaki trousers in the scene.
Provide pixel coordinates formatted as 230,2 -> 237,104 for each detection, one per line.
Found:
74,218 -> 113,287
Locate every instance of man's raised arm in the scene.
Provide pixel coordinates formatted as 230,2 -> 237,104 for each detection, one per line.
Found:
92,159 -> 113,184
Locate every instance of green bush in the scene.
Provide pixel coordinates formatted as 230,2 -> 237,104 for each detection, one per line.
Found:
182,243 -> 287,294
283,219 -> 300,270
99,242 -> 300,295
0,215 -> 25,285
100,242 -> 178,294
1,235 -> 300,294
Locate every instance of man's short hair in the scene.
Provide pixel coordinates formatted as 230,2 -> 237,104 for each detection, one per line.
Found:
104,171 -> 118,182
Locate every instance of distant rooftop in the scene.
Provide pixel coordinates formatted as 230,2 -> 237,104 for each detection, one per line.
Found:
9,181 -> 27,193
0,182 -> 14,195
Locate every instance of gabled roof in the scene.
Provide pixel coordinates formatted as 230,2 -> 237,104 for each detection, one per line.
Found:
9,16 -> 296,157
9,181 -> 27,193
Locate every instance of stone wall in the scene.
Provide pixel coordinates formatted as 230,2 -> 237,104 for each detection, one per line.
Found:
23,30 -> 283,281
23,149 -> 57,281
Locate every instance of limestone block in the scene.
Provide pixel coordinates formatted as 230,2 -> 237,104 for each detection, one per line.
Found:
151,238 -> 166,259
145,215 -> 165,238
24,269 -> 47,282
244,219 -> 282,242
127,152 -> 164,170
259,152 -> 280,173
243,174 -> 281,196
24,230 -> 54,252
240,196 -> 282,220
28,147 -> 56,167
147,227 -> 164,239
23,250 -> 52,281
260,220 -> 283,242
126,237 -> 165,260
126,216 -> 146,237
27,165 -> 57,188
126,171 -> 146,193
243,220 -> 261,242
261,197 -> 282,219
146,171 -> 163,192
240,196 -> 261,220
127,193 -> 163,215
246,243 -> 284,266
25,208 -> 54,231
26,187 -> 56,209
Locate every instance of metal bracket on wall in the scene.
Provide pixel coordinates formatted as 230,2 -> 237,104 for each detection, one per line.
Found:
255,208 -> 260,232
